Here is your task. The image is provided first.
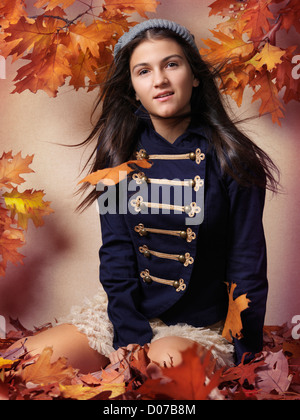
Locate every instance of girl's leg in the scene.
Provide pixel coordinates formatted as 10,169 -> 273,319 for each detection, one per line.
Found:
148,336 -> 202,367
8,323 -> 109,373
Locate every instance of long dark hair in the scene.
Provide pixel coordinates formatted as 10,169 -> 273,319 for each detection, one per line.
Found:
76,27 -> 279,211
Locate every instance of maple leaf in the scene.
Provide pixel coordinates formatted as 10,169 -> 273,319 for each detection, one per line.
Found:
0,151 -> 34,190
79,159 -> 153,186
222,283 -> 250,343
3,188 -> 54,230
103,0 -> 160,19
20,347 -> 77,386
137,345 -> 222,400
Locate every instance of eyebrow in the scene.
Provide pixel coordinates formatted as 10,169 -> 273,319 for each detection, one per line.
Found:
131,54 -> 184,72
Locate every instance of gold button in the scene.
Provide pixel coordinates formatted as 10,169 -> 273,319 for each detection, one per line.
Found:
189,179 -> 196,188
140,228 -> 148,236
184,205 -> 191,214
173,280 -> 180,289
180,231 -> 187,239
144,276 -> 152,284
178,255 -> 186,264
141,152 -> 149,159
144,250 -> 151,258
141,175 -> 149,183
189,152 -> 196,161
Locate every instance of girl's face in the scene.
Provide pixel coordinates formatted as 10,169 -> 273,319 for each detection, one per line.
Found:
130,38 -> 199,120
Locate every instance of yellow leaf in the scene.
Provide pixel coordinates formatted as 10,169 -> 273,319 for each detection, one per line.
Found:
3,188 -> 54,230
253,43 -> 286,72
222,283 -> 250,343
59,382 -> 125,400
0,357 -> 15,369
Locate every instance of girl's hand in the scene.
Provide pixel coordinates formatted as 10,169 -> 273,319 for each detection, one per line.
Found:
108,343 -> 137,365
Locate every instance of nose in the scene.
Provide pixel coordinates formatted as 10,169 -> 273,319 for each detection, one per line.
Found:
153,69 -> 168,88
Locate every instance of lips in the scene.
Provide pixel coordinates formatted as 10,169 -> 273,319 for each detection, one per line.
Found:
154,91 -> 174,99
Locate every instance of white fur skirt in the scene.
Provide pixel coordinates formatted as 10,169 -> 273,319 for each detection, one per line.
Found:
59,286 -> 234,368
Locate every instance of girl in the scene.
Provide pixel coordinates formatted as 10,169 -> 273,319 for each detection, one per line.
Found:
9,19 -> 278,373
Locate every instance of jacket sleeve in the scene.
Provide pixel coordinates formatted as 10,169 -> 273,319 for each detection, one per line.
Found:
225,176 -> 268,364
99,207 -> 153,350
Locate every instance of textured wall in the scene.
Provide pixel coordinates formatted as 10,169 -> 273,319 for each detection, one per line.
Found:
0,0 -> 299,331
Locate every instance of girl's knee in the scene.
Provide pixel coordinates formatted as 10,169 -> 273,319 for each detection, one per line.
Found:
148,336 -> 197,367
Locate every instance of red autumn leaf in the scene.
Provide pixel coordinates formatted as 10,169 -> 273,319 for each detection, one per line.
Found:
137,345 -> 222,400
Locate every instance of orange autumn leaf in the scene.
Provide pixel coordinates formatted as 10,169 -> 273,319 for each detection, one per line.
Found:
0,151 -> 34,190
137,344 -> 221,400
34,0 -> 76,11
222,283 -> 250,343
20,347 -> 77,386
250,69 -> 285,126
103,0 -> 160,18
79,159 -> 152,186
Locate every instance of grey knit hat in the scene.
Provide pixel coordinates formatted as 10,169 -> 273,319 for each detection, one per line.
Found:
114,19 -> 199,59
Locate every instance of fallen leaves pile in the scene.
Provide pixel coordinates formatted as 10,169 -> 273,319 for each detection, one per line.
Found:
0,319 -> 299,400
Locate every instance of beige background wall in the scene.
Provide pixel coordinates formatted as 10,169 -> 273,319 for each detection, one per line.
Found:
0,0 -> 299,331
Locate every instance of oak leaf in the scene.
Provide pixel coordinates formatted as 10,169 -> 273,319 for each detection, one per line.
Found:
250,69 -> 285,126
253,43 -> 286,72
137,345 -> 221,400
20,347 -> 77,386
59,382 -> 125,400
0,151 -> 34,190
3,188 -> 54,230
256,350 -> 292,394
222,283 -> 250,343
34,0 -> 76,11
103,0 -> 160,18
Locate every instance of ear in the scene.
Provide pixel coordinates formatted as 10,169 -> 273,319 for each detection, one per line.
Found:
193,78 -> 200,88
135,92 -> 140,101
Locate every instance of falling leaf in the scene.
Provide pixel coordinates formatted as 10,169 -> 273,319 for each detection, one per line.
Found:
0,151 -> 34,190
79,159 -> 152,186
222,282 -> 250,343
3,188 -> 54,230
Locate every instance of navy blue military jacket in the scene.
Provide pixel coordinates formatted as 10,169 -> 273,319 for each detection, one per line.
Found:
98,116 -> 268,364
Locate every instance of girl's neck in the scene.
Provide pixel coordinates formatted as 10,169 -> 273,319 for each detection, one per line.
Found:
150,116 -> 191,144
